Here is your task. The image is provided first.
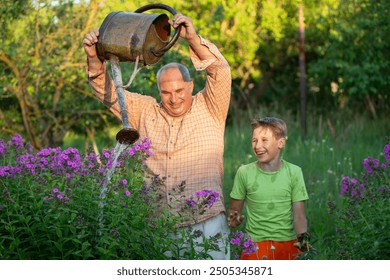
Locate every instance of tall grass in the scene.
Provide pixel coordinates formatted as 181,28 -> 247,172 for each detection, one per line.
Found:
223,107 -> 389,259
61,105 -> 388,259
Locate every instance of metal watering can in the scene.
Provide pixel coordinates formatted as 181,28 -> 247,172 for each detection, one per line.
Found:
96,4 -> 181,145
97,3 -> 180,65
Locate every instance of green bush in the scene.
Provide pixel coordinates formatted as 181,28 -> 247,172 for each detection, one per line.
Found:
328,141 -> 390,259
0,134 -> 247,259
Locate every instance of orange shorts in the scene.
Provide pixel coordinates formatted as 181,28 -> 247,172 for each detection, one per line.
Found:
241,240 -> 302,260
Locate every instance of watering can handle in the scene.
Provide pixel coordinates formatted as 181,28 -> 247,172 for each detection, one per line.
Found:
134,3 -> 181,57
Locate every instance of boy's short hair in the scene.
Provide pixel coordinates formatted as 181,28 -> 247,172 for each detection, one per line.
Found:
251,117 -> 287,139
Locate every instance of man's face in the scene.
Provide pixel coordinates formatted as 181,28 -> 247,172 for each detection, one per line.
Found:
158,68 -> 194,117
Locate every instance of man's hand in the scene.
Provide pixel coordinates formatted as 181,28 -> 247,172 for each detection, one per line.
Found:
169,14 -> 197,43
83,29 -> 99,58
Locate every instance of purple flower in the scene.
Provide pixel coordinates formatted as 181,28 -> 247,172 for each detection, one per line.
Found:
384,144 -> 390,162
53,188 -> 59,193
11,134 -> 24,147
230,237 -> 241,245
363,157 -> 380,176
195,190 -> 220,208
57,194 -> 63,200
122,179 -> 128,185
102,149 -> 111,159
243,236 -> 257,254
125,190 -> 131,197
127,148 -> 135,157
186,199 -> 196,207
230,230 -> 245,245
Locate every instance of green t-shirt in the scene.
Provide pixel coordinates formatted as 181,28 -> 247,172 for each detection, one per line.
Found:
230,160 -> 309,242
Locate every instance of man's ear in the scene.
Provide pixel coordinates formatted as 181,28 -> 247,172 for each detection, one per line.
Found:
188,80 -> 194,93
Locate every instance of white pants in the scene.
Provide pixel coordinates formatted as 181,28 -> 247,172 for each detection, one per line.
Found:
167,213 -> 231,260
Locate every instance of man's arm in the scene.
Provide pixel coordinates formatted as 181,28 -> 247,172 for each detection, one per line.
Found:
171,15 -> 231,125
83,29 -> 104,77
83,29 -> 141,127
170,14 -> 215,61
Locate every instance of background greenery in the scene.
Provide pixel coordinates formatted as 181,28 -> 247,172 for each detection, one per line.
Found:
1,0 -> 389,259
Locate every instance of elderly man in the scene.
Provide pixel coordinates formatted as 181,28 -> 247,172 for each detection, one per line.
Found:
83,13 -> 231,259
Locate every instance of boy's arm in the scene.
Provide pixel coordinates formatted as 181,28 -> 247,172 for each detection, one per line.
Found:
293,201 -> 307,235
227,198 -> 245,227
293,201 -> 311,252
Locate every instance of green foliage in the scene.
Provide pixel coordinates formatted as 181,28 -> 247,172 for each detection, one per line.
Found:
2,0 -> 389,149
0,0 -> 116,148
327,142 -> 389,259
0,135 -> 232,259
308,0 -> 390,106
223,107 -> 390,259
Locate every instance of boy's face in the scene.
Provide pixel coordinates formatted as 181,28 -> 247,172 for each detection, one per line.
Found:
252,127 -> 285,164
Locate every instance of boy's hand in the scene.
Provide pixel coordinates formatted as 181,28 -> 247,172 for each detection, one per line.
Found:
293,232 -> 313,252
227,210 -> 244,227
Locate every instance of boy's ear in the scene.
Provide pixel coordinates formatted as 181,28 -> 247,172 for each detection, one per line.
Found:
278,137 -> 286,149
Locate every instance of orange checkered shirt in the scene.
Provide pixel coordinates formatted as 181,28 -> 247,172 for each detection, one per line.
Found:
88,36 -> 231,225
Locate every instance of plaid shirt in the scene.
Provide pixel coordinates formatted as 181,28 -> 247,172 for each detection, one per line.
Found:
88,37 -> 231,224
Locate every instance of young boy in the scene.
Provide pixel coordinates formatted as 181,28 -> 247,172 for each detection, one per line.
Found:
228,117 -> 310,260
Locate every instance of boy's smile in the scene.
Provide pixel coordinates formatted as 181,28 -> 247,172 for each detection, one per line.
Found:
252,127 -> 285,171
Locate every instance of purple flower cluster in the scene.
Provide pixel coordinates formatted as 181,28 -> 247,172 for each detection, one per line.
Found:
127,138 -> 152,157
0,134 -> 153,203
195,190 -> 220,208
340,143 -> 389,202
384,144 -> 390,162
230,230 -> 257,259
340,176 -> 365,200
363,156 -> 386,177
43,187 -> 71,204
230,230 -> 244,245
185,190 -> 220,215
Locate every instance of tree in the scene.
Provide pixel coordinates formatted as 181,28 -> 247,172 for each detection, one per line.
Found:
0,0 -> 115,149
308,0 -> 390,117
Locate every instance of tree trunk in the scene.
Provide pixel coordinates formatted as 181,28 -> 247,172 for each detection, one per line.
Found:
298,4 -> 307,138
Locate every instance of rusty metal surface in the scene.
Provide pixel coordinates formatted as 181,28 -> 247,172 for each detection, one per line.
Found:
116,128 -> 140,145
97,4 -> 181,66
97,12 -> 170,65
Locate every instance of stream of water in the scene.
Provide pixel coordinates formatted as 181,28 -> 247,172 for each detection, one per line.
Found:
98,141 -> 128,237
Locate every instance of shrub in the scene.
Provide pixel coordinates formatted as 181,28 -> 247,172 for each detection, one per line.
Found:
0,134 -> 244,260
328,141 -> 390,259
